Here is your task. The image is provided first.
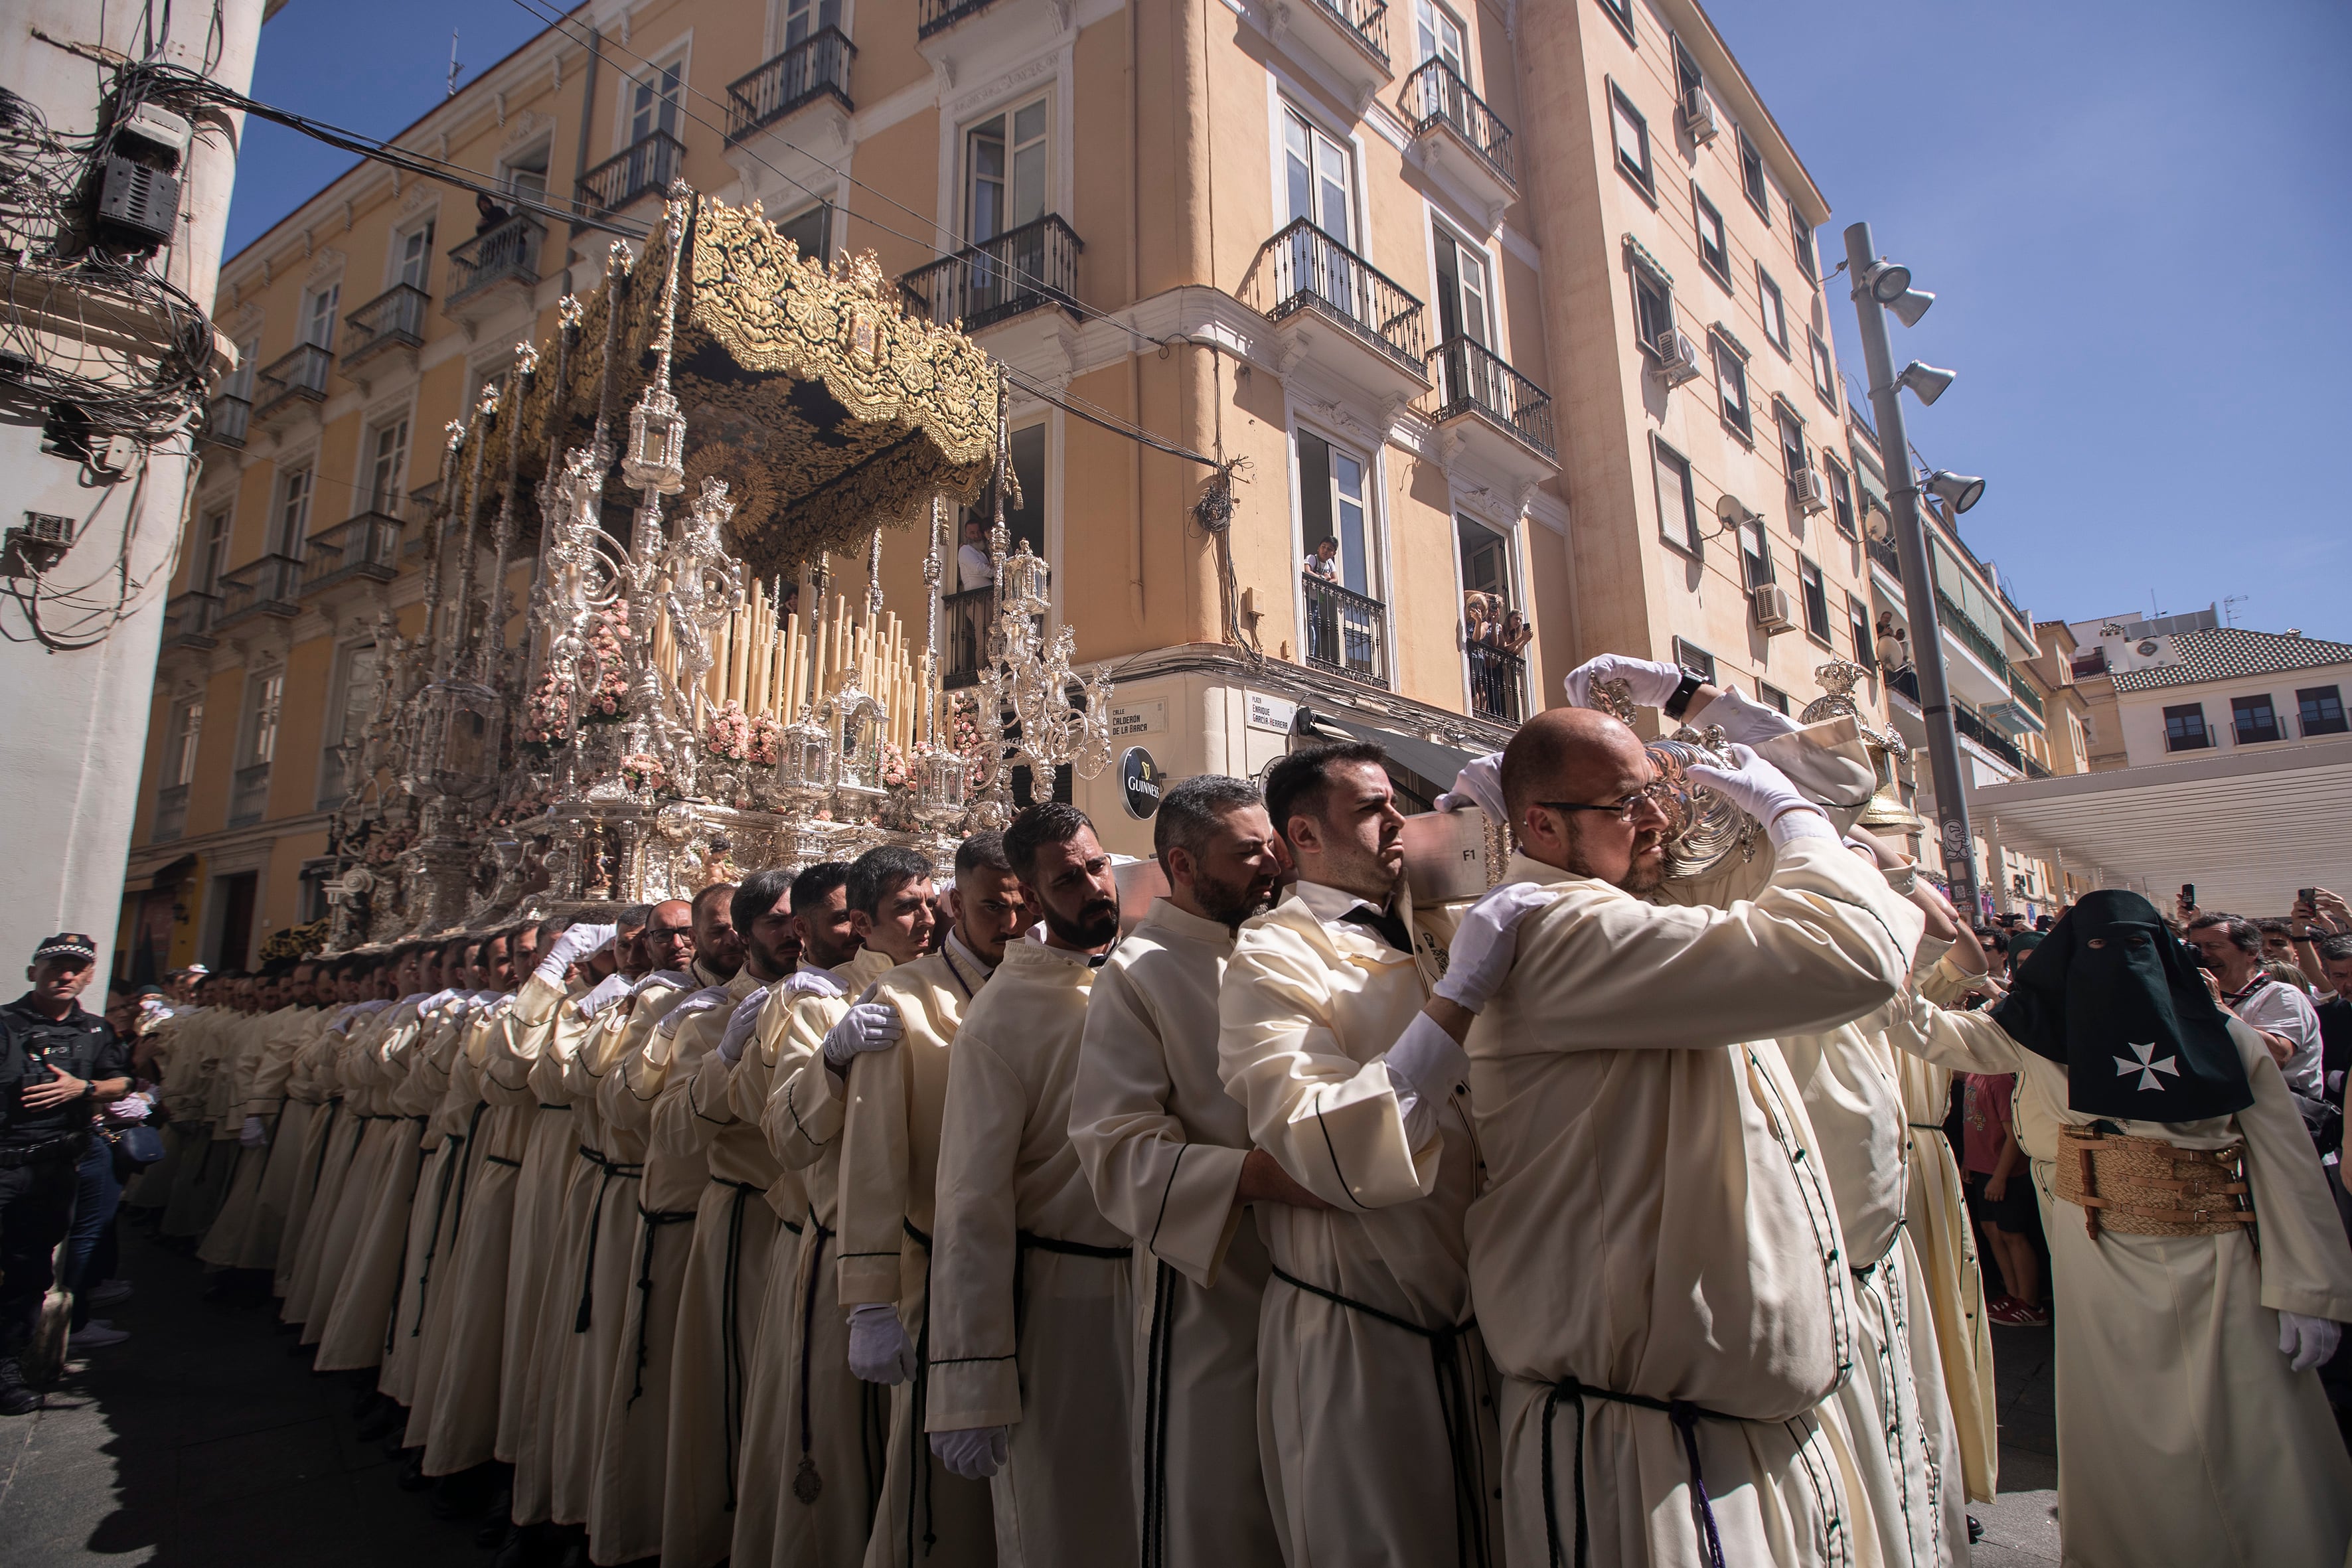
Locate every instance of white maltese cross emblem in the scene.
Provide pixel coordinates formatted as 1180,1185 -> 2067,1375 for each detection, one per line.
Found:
2114,1040 -> 2180,1092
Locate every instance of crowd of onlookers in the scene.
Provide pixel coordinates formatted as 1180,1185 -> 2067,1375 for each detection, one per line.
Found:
1932,886 -> 2352,1433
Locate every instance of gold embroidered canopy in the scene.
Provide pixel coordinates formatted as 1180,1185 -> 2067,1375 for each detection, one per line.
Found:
471,193 -> 999,577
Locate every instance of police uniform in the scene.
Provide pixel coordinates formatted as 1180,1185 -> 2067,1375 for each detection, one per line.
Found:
2,935 -> 129,1411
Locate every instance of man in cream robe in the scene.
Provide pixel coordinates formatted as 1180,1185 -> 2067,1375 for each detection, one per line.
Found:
821,840 -> 1022,1568
268,974 -> 369,1292
739,864 -> 896,1568
1218,743 -> 1505,1568
1891,906 -> 2352,1568
1460,708 -> 1922,1568
160,976 -> 245,1238
283,956 -> 418,1330
1071,775 -> 1294,1568
590,887 -> 742,1565
659,872 -> 798,1568
246,973 -> 350,1275
198,965 -> 321,1277
927,807 -> 1132,1568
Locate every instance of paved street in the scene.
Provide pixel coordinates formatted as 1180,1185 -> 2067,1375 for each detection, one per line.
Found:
2,1224 -> 2068,1567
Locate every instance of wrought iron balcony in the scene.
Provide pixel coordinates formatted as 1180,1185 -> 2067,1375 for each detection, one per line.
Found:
1954,701 -> 2024,771
578,131 -> 688,218
1426,335 -> 1555,460
2006,666 -> 2047,720
153,783 -> 189,844
302,512 -> 402,595
341,283 -> 430,371
161,589 -> 220,652
919,0 -> 999,37
446,214 -> 544,318
1466,639 -> 1524,723
1399,58 -> 1516,193
1302,0 -> 1391,68
228,762 -> 272,828
1934,588 -> 2010,680
1866,532 -> 1901,576
726,29 -> 855,140
900,215 -> 1083,333
201,392 -> 250,449
1302,573 -> 1387,688
1252,219 -> 1427,382
941,585 -> 993,689
253,343 -> 332,424
214,553 -> 303,626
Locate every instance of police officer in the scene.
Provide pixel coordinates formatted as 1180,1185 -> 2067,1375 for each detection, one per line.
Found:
2,934 -> 131,1416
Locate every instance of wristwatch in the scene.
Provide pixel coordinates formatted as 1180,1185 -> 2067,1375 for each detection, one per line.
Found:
1662,671 -> 1705,721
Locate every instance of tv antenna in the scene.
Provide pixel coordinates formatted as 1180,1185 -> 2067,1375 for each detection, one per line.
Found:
446,31 -> 462,97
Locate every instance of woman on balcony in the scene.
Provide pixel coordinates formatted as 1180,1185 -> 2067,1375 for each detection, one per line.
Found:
1303,536 -> 1340,582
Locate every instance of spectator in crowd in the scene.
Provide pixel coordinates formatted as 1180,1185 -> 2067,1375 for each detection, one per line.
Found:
1302,535 -> 1338,582
2312,933 -> 2352,1111
1960,1070 -> 2045,1326
957,515 -> 994,594
1494,608 -> 1533,655
2,935 -> 133,1415
1876,609 -> 1911,670
473,190 -> 511,234
2256,918 -> 2318,992
2187,913 -> 2325,1097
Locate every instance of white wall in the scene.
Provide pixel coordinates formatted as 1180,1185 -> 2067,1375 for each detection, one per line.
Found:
0,1 -> 269,992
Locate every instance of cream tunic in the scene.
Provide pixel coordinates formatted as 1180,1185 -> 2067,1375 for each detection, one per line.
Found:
736,946 -> 898,1568
834,943 -> 996,1568
1071,899 -> 1284,1568
313,996 -> 444,1370
1464,838 -> 1923,1568
285,1000 -> 408,1329
275,1004 -> 373,1300
1887,970 -> 2352,1568
929,936 -> 1135,1568
198,1005 -> 319,1270
1219,889 -> 1501,1568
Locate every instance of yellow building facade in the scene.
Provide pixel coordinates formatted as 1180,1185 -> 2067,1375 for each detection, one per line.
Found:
123,0 -> 1892,973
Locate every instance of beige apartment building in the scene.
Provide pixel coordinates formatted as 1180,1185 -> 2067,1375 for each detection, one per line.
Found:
121,0 -> 1895,974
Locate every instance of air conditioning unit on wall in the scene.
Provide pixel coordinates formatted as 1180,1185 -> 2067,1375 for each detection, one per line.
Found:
1654,329 -> 1702,387
1750,583 -> 1796,635
1680,88 -> 1720,145
1791,467 -> 1830,516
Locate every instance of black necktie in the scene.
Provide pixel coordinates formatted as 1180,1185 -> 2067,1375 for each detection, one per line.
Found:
1340,904 -> 1413,956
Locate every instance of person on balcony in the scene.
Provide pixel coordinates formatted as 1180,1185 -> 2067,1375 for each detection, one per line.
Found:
1495,609 -> 1533,656
957,516 -> 994,595
475,191 -> 512,234
1302,536 -> 1339,582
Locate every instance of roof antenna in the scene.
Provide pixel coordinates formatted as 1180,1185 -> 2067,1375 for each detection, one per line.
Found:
446,31 -> 462,97
2222,593 -> 2248,627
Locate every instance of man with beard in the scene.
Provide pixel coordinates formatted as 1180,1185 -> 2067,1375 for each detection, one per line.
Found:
826,841 -> 1010,1568
659,870 -> 799,1568
1071,775 -> 1304,1568
926,805 -> 1131,1565
1460,706 -> 1927,1568
1218,745 -> 1536,1568
735,860 -> 897,1568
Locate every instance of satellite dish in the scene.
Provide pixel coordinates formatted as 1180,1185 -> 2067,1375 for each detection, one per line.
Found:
1715,493 -> 1757,528
1865,507 -> 1893,544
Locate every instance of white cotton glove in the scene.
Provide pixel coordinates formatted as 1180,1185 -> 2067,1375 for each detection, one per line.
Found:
240,1114 -> 267,1147
1561,653 -> 1686,713
2279,1312 -> 2341,1373
576,971 -> 633,1018
929,1425 -> 1008,1480
1432,882 -> 1555,1014
847,1302 -> 917,1385
534,921 -> 617,985
717,988 -> 769,1065
1691,684 -> 1802,745
1434,751 -> 1505,819
1683,743 -> 1835,848
823,1002 -> 903,1068
657,985 -> 732,1040
1384,1013 -> 1468,1147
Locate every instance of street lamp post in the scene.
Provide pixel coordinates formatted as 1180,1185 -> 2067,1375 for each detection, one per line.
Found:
1842,220 -> 1980,919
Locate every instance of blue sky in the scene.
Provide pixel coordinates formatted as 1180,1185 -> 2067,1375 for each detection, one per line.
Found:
225,0 -> 2352,641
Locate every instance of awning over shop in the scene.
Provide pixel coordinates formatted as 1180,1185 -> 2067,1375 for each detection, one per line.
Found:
1967,734 -> 2352,915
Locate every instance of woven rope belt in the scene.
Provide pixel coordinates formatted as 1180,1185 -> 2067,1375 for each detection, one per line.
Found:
2053,1125 -> 2256,1242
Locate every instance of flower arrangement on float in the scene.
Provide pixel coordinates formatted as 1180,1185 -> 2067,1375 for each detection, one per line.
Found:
704,700 -> 783,767
582,603 -> 632,723
619,751 -> 672,797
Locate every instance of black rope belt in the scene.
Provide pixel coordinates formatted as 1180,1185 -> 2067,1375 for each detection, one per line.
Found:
795,1210 -> 837,1508
901,1218 -> 937,1568
307,1099 -> 344,1195
1538,1378 -> 1736,1568
483,1154 -> 523,1168
1011,1229 -> 1131,1344
1270,1264 -> 1493,1568
572,1146 -> 643,1333
538,1102 -> 572,1111
1138,1260 -> 1177,1568
712,1176 -> 763,1508
408,1102 -> 491,1338
627,1203 -> 697,1406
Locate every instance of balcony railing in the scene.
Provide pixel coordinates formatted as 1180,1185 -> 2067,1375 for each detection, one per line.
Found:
1426,335 -> 1555,459
153,783 -> 189,844
1253,219 -> 1426,377
1887,664 -> 1920,705
254,343 -> 332,421
341,283 -> 430,367
228,763 -> 272,828
1954,702 -> 2023,771
161,589 -> 220,651
1866,533 -> 1900,576
900,215 -> 1084,333
941,585 -> 993,689
1466,640 -> 1524,724
202,392 -> 250,449
1302,573 -> 1387,687
2005,666 -> 2046,720
727,29 -> 855,139
1399,58 -> 1516,188
447,214 -> 544,307
214,553 -> 303,626
1934,588 -> 2010,680
2023,754 -> 2051,780
303,512 -> 402,595
578,131 -> 688,218
1306,0 -> 1390,64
